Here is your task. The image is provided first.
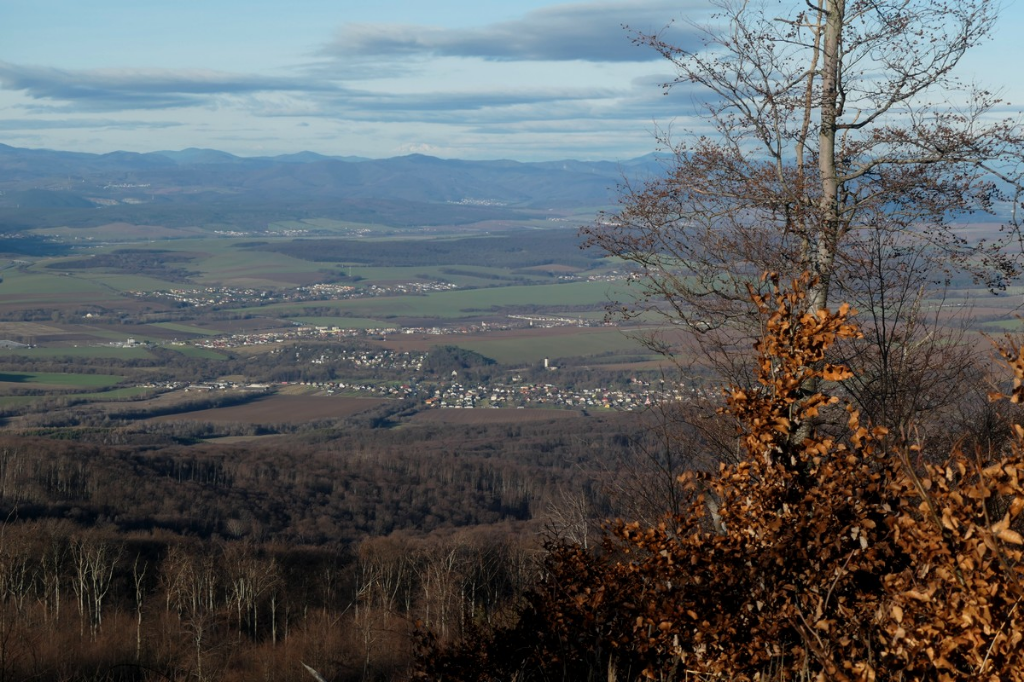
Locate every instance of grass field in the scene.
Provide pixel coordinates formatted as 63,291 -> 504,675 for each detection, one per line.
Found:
188,245 -> 329,286
291,317 -> 386,329
237,280 -> 626,320
0,371 -> 123,389
163,345 -> 230,360
77,386 -> 154,399
450,327 -> 643,365
0,396 -> 40,408
31,222 -> 206,242
345,265 -> 553,287
79,273 -> 189,292
154,322 -> 222,336
976,318 -> 1024,332
267,218 -> 393,234
0,270 -> 117,298
0,346 -> 154,360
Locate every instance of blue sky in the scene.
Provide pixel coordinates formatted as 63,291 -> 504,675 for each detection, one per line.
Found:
0,0 -> 1021,161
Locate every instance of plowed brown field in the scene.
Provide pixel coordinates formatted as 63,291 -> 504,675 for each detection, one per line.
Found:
148,395 -> 388,424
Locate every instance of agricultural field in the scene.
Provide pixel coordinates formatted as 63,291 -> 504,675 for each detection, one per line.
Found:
0,221 -> 672,431
0,346 -> 155,360
147,394 -> 388,424
0,214 -> 1017,435
373,326 -> 649,366
0,371 -> 123,390
407,407 -> 583,425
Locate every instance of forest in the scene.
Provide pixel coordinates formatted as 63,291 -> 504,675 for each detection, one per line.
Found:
0,405 -> 659,681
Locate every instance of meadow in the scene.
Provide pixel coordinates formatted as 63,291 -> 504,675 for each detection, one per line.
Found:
0,371 -> 123,388
427,327 -> 646,365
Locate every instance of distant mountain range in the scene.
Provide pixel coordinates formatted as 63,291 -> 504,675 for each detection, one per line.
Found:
0,144 -> 668,224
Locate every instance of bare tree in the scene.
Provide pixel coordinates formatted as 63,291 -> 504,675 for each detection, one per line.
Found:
161,544 -> 221,682
225,542 -> 280,641
584,0 -> 1023,376
37,522 -> 68,626
69,534 -> 122,638
544,488 -> 596,550
583,0 -> 1024,471
354,536 -> 415,679
131,554 -> 147,661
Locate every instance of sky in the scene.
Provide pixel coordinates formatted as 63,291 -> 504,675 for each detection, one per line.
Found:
0,0 -> 1022,162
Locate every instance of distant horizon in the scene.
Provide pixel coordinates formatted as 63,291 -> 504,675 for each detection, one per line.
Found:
1,1 -> 709,162
4,0 -> 1020,162
0,140 -> 667,165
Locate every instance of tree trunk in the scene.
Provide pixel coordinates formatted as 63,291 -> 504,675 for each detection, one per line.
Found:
813,0 -> 845,314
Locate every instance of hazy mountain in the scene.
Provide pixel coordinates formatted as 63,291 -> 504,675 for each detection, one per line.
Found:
0,144 -> 668,231
0,144 -> 664,203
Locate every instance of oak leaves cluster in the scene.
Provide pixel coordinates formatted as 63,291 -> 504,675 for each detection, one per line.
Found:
419,275 -> 1024,681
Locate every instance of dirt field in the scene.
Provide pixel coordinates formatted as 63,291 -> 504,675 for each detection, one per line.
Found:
35,222 -> 206,241
367,325 -> 614,353
0,322 -> 67,337
407,407 -> 583,424
148,395 -> 389,424
207,317 -> 296,332
520,263 -> 581,273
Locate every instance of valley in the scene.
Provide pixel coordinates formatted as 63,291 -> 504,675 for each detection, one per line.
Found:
0,144 -> 1020,681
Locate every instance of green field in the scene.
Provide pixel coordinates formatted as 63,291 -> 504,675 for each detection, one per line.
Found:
164,345 -> 230,360
0,371 -> 123,388
80,273 -> 188,292
267,218 -> 395,235
0,396 -> 40,408
77,386 -> 154,399
346,265 -> 554,287
189,246 -> 327,285
291,317 -> 386,329
977,319 -> 1024,332
0,270 -> 117,298
234,280 -> 626,320
154,322 -> 222,336
0,346 -> 154,360
454,328 -> 645,365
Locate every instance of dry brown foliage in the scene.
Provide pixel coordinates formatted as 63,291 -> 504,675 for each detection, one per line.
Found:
418,275 -> 1024,681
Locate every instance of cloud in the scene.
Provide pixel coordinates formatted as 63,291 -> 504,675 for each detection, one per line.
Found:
0,117 -> 182,131
0,57 -> 689,135
323,1 -> 707,63
0,0 -> 719,161
278,72 -> 704,130
0,61 -> 334,110
336,86 -> 619,113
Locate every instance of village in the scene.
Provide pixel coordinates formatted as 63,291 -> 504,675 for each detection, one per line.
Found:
148,337 -> 685,413
126,279 -> 460,308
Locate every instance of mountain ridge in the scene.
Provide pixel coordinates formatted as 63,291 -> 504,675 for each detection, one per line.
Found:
0,143 -> 667,208
0,144 -> 669,231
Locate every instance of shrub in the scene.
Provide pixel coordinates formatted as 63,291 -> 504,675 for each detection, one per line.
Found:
418,274 -> 1024,681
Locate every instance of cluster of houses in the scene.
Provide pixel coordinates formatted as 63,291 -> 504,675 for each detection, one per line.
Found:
141,342 -> 682,412
129,286 -> 280,308
194,327 -> 371,349
303,347 -> 425,372
425,379 -> 686,411
127,280 -> 458,309
259,376 -> 682,412
189,314 -> 596,351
